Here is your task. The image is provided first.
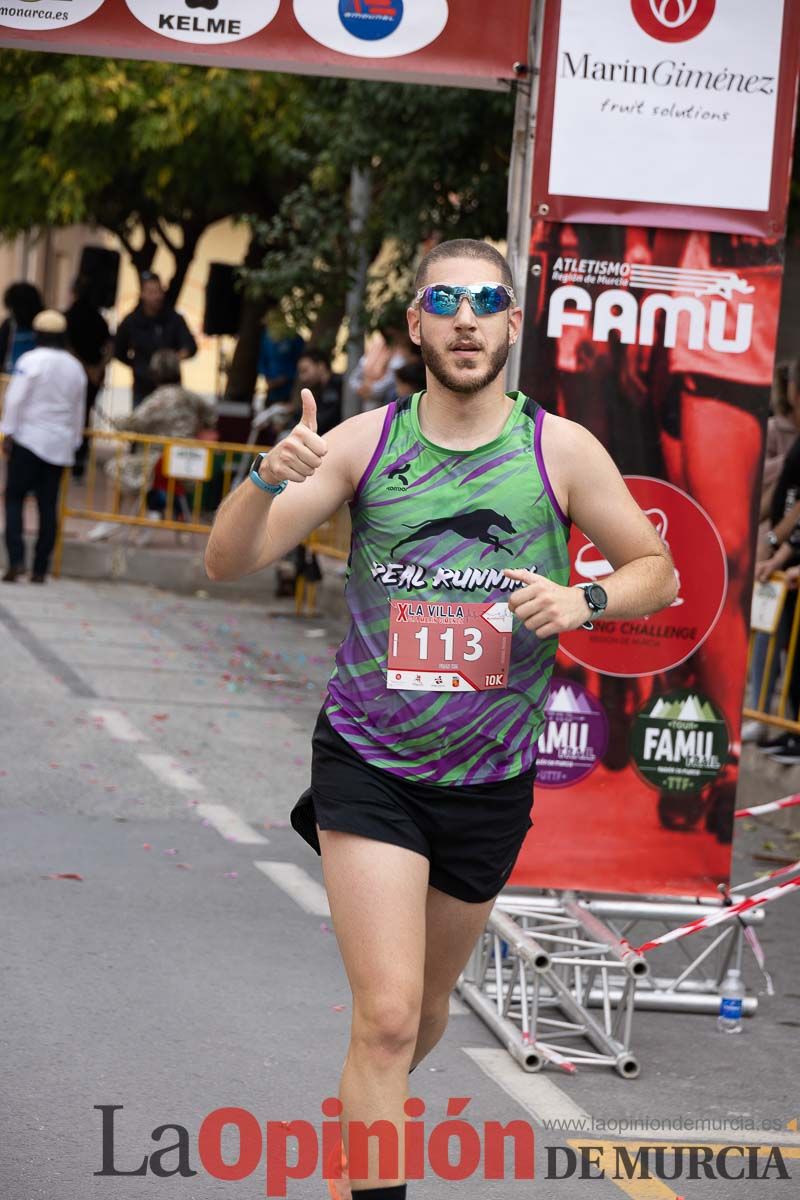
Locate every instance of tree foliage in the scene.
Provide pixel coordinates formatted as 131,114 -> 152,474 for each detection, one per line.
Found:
0,51 -> 307,301
245,78 -> 516,339
0,50 -> 517,379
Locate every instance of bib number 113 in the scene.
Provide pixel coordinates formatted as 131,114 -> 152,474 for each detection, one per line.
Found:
412,627 -> 483,661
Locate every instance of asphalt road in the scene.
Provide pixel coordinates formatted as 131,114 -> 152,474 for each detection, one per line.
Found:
1,576 -> 798,1200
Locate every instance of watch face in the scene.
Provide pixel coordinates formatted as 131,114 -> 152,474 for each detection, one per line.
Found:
587,583 -> 608,611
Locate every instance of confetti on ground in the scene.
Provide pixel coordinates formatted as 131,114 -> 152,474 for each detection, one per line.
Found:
320,922 -> 334,934
142,844 -> 151,849
332,1005 -> 347,1012
175,863 -> 192,870
43,873 -> 83,881
163,849 -> 178,856
223,871 -> 239,879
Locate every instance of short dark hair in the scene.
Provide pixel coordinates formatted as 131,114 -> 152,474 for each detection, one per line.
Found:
140,271 -> 162,287
413,239 -> 514,293
150,348 -> 181,386
36,330 -> 66,350
3,281 -> 43,328
298,347 -> 331,372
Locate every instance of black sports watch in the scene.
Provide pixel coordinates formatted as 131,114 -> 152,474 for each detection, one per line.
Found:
575,582 -> 608,630
582,582 -> 608,616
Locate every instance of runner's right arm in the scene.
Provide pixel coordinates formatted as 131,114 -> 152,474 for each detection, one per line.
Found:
204,388 -> 356,581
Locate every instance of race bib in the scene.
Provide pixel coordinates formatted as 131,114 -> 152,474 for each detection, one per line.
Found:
386,600 -> 512,692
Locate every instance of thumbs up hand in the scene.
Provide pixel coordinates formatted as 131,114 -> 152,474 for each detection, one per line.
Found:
259,389 -> 328,486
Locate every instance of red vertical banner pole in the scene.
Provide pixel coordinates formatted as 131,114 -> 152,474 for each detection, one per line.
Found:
512,0 -> 799,898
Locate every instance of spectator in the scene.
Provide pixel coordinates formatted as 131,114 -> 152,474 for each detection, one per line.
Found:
296,348 -> 343,435
1,310 -> 87,583
350,313 -> 419,411
114,271 -> 197,407
0,282 -> 43,372
759,361 -> 799,528
65,273 -> 112,479
89,350 -> 216,542
750,377 -> 800,759
257,310 -> 305,407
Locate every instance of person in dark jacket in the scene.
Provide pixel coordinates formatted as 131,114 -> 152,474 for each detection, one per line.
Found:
114,271 -> 197,407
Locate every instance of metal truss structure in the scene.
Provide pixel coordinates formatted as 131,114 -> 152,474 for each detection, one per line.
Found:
457,891 -> 764,1078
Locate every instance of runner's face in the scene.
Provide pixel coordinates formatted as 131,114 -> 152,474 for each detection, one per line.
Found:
407,257 -> 521,396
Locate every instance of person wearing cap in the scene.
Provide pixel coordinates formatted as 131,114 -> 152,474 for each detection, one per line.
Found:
1,309 -> 87,583
114,272 -> 197,407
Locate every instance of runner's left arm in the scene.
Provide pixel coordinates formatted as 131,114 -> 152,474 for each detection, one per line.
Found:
506,420 -> 676,639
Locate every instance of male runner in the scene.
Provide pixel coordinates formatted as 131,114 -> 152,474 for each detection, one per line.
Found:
205,240 -> 677,1198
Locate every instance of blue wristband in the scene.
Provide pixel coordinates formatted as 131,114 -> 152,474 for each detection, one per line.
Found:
249,453 -> 287,495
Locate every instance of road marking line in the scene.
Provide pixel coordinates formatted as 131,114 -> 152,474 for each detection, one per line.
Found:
196,803 -> 269,845
139,753 -> 204,793
90,708 -> 148,742
462,1047 -> 589,1125
254,861 -> 331,916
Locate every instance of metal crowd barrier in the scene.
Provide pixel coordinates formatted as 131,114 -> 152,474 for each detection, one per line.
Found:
44,427 -> 351,612
743,570 -> 800,735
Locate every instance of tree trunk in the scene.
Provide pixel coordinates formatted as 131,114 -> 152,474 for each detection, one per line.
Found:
342,165 -> 372,421
162,219 -> 207,308
113,222 -> 159,280
224,230 -> 270,406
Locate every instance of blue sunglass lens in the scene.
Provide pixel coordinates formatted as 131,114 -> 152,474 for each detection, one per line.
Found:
421,285 -> 511,315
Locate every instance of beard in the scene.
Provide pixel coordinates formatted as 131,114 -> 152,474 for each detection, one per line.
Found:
419,329 -> 510,395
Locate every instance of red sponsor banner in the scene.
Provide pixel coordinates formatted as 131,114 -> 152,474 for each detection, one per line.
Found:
0,0 -> 531,90
531,0 -> 800,235
511,220 -> 784,898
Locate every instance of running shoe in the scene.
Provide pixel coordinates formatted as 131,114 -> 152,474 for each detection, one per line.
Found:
326,1142 -> 350,1200
770,736 -> 800,765
758,732 -> 795,756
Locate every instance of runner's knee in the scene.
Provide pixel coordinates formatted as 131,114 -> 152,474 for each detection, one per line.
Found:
352,995 -> 421,1059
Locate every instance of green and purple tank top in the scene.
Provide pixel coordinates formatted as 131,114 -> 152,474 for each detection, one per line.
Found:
323,390 -> 571,785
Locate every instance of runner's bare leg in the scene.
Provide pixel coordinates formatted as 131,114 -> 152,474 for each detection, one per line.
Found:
317,826 -> 428,1191
411,885 -> 495,1069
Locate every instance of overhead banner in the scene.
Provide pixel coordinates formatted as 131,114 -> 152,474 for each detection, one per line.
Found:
531,0 -> 800,234
510,219 -> 785,898
0,0 -> 531,90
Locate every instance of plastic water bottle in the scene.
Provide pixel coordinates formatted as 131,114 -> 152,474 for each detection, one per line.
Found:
717,968 -> 745,1033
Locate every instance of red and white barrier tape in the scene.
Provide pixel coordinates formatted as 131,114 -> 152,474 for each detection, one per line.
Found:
633,875 -> 800,954
729,858 -> 800,893
522,1033 -> 578,1074
735,794 -> 800,818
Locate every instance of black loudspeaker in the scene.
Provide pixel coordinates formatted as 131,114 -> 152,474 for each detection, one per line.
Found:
203,262 -> 242,336
77,245 -> 120,310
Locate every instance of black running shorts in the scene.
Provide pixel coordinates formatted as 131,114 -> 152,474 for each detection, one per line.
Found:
290,705 -> 536,904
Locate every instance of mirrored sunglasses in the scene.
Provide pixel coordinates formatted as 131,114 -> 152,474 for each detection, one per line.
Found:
414,282 -> 516,317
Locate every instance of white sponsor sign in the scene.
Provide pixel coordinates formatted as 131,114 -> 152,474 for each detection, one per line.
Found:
126,0 -> 279,45
750,578 -> 787,635
548,0 -> 784,212
163,445 -> 212,481
293,0 -> 449,59
0,0 -> 104,31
